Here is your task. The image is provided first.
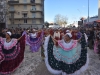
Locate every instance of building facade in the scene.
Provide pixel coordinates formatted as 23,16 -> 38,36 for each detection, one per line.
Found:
7,0 -> 44,28
0,0 -> 6,23
98,0 -> 100,20
0,0 -> 7,30
84,16 -> 98,23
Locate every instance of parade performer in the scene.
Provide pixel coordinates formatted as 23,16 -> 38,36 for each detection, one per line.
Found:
77,29 -> 82,40
94,31 -> 100,54
38,29 -> 45,60
66,30 -> 70,33
71,28 -> 78,40
30,29 -> 38,42
53,29 -> 61,46
44,31 -> 89,75
0,31 -> 25,74
49,28 -> 54,36
94,40 -> 100,54
23,29 -> 44,52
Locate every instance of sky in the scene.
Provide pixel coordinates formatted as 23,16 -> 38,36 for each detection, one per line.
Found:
44,0 -> 98,23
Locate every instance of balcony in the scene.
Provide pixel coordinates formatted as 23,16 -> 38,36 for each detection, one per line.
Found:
10,16 -> 43,20
9,16 -> 14,20
8,1 -> 19,4
8,2 -> 42,5
30,8 -> 42,12
9,9 -> 15,13
30,0 -> 35,3
30,0 -> 42,5
22,16 -> 29,19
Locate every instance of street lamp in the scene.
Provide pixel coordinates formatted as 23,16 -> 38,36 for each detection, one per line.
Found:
88,0 -> 89,22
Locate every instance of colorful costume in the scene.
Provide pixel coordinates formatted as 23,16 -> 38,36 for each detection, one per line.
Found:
94,41 -> 100,53
44,32 -> 88,75
0,35 -> 25,74
71,31 -> 77,40
30,33 -> 38,42
23,31 -> 44,52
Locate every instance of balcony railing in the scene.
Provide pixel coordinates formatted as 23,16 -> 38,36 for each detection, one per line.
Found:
22,16 -> 29,18
7,0 -> 44,5
8,1 -> 19,4
30,8 -> 42,12
30,0 -> 35,3
9,14 -> 43,19
31,8 -> 36,11
9,9 -> 15,12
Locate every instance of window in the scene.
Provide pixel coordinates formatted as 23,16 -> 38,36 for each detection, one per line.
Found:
32,20 -> 36,24
23,13 -> 27,17
32,6 -> 36,10
23,0 -> 27,3
30,0 -> 35,3
10,5 -> 14,11
40,20 -> 43,23
32,13 -> 35,18
18,12 -> 20,15
24,19 -> 27,23
24,5 -> 27,10
11,13 -> 14,18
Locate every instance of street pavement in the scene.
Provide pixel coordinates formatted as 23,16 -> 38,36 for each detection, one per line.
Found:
11,46 -> 100,75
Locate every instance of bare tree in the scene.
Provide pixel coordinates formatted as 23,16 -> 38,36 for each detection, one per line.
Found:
62,16 -> 68,27
54,14 -> 62,25
54,14 -> 68,27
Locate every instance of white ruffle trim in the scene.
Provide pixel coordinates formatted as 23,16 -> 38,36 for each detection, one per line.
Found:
44,35 -> 89,75
62,53 -> 89,75
44,35 -> 62,75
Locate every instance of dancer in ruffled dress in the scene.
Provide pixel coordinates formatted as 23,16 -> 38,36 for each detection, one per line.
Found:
29,29 -> 38,42
0,31 -> 25,75
71,28 -> 78,40
44,30 -> 89,75
23,29 -> 44,52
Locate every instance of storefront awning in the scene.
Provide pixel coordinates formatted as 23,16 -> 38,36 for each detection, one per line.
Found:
94,20 -> 100,23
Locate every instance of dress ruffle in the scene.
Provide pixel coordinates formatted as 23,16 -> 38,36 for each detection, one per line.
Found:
2,39 -> 17,50
44,35 -> 62,75
26,31 -> 44,52
0,35 -> 25,74
44,35 -> 88,75
94,41 -> 100,54
58,40 -> 77,51
53,44 -> 81,64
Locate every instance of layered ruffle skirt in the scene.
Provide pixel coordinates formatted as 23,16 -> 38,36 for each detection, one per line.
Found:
44,35 -> 89,75
0,35 -> 25,74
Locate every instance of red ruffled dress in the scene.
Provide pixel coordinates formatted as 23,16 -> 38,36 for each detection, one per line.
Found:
71,31 -> 77,40
0,35 -> 25,74
37,31 -> 42,38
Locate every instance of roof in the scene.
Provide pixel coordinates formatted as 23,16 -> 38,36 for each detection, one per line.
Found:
94,20 -> 100,23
